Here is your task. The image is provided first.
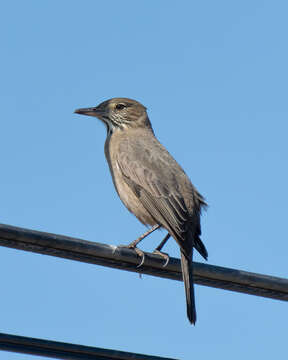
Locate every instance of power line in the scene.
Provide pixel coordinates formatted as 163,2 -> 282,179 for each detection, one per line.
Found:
0,223 -> 287,301
0,332 -> 176,360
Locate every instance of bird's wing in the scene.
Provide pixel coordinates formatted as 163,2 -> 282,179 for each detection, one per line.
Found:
116,146 -> 191,250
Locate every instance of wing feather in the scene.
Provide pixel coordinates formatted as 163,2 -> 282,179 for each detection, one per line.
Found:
116,151 -> 190,247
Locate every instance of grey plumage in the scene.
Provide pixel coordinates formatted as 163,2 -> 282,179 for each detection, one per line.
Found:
75,98 -> 208,324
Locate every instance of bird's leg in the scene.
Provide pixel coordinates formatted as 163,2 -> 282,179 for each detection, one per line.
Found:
154,233 -> 170,252
121,224 -> 160,267
126,224 -> 160,248
153,233 -> 171,267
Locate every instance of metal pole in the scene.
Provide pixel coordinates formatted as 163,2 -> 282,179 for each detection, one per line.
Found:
0,223 -> 287,301
0,332 -> 177,360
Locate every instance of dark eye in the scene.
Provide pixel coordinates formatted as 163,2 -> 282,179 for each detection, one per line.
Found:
115,103 -> 126,110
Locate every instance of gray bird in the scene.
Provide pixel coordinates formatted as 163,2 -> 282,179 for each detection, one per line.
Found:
75,98 -> 208,324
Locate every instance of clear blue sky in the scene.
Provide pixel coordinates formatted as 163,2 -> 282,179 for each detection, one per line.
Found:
1,1 -> 287,359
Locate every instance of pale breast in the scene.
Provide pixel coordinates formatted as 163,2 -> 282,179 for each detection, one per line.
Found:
104,131 -> 156,226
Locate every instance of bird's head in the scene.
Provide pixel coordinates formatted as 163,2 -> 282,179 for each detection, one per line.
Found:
75,98 -> 152,132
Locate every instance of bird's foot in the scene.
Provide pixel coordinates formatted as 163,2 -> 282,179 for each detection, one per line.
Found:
117,244 -> 145,268
153,249 -> 170,267
134,247 -> 145,268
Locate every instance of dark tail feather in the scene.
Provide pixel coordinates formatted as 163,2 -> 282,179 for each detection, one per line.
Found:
194,236 -> 208,260
180,250 -> 196,325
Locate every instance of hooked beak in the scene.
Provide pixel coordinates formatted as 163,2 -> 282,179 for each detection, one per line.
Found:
74,106 -> 102,117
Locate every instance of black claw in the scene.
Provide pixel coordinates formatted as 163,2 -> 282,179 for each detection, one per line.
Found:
153,249 -> 170,268
135,248 -> 145,267
162,256 -> 170,268
117,245 -> 145,267
136,254 -> 145,268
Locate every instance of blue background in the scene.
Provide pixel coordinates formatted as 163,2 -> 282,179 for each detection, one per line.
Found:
0,1 -> 287,359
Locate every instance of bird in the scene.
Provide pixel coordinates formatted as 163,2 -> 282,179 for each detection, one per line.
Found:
74,98 -> 208,324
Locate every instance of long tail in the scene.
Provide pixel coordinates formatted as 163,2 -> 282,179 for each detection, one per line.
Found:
180,250 -> 196,325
